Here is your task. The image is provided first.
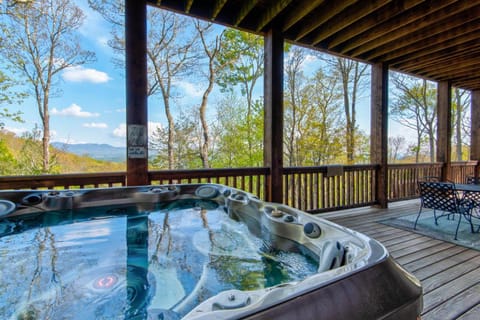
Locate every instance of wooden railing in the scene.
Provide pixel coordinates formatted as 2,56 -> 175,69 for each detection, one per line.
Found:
450,161 -> 478,183
148,167 -> 270,199
0,162 -> 477,213
0,172 -> 126,190
387,161 -> 479,202
387,163 -> 443,201
283,165 -> 378,213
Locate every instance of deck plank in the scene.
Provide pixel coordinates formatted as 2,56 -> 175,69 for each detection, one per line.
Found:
421,255 -> 480,293
400,243 -> 465,271
456,303 -> 480,320
423,283 -> 480,320
323,200 -> 480,320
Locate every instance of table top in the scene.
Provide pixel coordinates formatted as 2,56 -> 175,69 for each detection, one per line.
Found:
454,183 -> 480,192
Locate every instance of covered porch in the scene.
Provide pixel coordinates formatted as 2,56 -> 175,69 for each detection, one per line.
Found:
2,1 -> 479,210
2,2 -> 480,318
121,0 -> 480,209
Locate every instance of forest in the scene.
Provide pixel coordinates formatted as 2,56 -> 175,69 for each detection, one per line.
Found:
0,0 -> 473,176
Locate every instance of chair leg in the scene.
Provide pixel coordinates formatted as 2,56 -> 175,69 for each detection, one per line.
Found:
414,207 -> 423,229
454,213 -> 463,240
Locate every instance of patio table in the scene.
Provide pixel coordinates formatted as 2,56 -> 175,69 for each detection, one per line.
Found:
454,183 -> 480,193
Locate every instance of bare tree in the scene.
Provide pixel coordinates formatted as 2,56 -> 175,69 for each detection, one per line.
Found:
0,0 -> 95,172
388,136 -> 406,163
146,10 -> 198,169
89,2 -> 199,169
194,21 -> 229,168
284,47 -> 307,167
331,57 -> 368,164
390,73 -> 437,162
452,88 -> 471,161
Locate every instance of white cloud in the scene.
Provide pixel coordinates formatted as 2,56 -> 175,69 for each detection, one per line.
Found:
304,54 -> 319,64
62,66 -> 112,83
113,123 -> 126,138
97,36 -> 110,48
4,126 -> 29,136
175,80 -> 204,98
116,108 -> 126,113
52,104 -> 100,118
83,122 -> 108,128
148,122 -> 163,136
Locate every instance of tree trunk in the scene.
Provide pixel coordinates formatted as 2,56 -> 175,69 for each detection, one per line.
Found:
199,73 -> 214,168
455,88 -> 463,161
165,98 -> 175,170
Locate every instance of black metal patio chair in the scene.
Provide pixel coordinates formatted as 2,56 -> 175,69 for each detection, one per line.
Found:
415,181 -> 474,240
466,175 -> 480,185
460,177 -> 480,234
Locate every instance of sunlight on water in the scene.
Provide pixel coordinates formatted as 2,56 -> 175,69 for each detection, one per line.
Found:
0,199 -> 318,319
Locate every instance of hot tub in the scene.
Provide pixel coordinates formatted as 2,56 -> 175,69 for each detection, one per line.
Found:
0,184 -> 422,319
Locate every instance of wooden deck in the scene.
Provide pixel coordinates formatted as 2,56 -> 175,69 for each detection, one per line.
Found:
321,200 -> 480,320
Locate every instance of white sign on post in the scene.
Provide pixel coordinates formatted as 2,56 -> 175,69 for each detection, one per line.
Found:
127,124 -> 147,159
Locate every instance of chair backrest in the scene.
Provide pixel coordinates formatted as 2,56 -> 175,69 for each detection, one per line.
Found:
466,176 -> 480,185
463,190 -> 480,207
418,181 -> 459,212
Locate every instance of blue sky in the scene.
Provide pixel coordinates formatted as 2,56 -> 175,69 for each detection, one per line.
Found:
2,0 -> 132,146
2,0 -> 235,147
1,0 -> 410,148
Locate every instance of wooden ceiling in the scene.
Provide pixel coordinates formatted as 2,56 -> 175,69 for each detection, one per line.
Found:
148,0 -> 480,91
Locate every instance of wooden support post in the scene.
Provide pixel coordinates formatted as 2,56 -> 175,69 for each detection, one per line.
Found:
125,0 -> 148,186
371,63 -> 388,208
437,81 -> 452,181
471,90 -> 480,177
264,28 -> 284,203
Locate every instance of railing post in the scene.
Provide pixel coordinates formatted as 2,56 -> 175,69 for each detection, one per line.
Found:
125,0 -> 149,186
371,63 -> 389,208
437,81 -> 452,181
264,27 -> 284,203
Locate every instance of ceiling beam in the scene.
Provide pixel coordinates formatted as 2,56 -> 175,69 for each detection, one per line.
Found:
185,0 -> 193,13
234,0 -> 258,26
418,62 -> 480,80
364,23 -> 480,61
400,51 -> 480,72
338,0 -> 457,55
294,0 -> 358,41
311,0 -> 391,46
364,7 -> 480,60
433,68 -> 480,82
256,0 -> 293,32
212,0 -> 228,19
281,0 -> 325,32
348,0 -> 474,57
454,79 -> 480,91
383,33 -> 480,65
327,0 -> 424,49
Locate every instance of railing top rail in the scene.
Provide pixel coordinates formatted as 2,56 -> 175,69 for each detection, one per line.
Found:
450,161 -> 478,166
0,172 -> 126,190
283,164 -> 379,174
387,162 -> 444,169
149,167 -> 270,179
0,171 -> 126,182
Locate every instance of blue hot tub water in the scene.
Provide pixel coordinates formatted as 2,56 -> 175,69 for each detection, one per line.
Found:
0,199 -> 318,319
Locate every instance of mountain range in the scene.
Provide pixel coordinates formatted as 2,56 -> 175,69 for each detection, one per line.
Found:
51,142 -> 126,163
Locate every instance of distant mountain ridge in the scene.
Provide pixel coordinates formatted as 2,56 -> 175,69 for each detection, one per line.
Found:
52,142 -> 126,163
